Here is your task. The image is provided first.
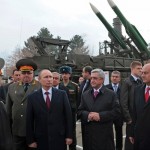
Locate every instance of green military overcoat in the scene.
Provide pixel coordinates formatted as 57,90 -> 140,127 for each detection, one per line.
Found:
6,80 -> 41,136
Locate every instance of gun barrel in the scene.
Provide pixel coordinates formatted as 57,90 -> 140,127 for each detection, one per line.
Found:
90,3 -> 129,50
107,0 -> 150,58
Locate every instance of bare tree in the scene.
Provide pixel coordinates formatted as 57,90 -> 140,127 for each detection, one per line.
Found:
6,46 -> 33,76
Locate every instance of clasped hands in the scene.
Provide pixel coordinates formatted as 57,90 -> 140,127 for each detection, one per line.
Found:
88,112 -> 100,122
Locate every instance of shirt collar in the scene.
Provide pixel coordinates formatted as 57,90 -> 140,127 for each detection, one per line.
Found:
93,86 -> 102,93
112,83 -> 119,87
42,87 -> 52,95
53,85 -> 59,89
131,74 -> 139,81
145,85 -> 150,89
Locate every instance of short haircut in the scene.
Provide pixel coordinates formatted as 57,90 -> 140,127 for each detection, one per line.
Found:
111,71 -> 121,76
91,68 -> 105,80
52,72 -> 61,80
130,61 -> 142,69
83,66 -> 93,74
38,69 -> 51,78
12,69 -> 19,75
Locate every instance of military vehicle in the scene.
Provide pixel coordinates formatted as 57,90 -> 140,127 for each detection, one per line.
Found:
25,1 -> 150,81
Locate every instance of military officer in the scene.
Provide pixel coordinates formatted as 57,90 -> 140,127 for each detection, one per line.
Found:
59,66 -> 78,150
6,58 -> 41,150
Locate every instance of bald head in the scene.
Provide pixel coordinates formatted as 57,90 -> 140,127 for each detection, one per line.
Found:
141,63 -> 150,85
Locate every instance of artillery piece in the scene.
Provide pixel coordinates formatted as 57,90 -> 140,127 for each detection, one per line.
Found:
25,0 -> 150,81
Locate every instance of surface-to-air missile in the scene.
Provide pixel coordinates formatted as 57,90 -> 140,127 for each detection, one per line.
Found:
107,0 -> 150,59
90,3 -> 130,52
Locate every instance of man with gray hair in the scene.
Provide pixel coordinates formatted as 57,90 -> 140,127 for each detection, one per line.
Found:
77,69 -> 120,150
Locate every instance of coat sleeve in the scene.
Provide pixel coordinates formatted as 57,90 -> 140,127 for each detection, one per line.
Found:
120,79 -> 132,122
77,94 -> 90,124
0,101 -> 13,150
6,87 -> 13,127
62,91 -> 73,138
100,93 -> 121,123
26,95 -> 35,145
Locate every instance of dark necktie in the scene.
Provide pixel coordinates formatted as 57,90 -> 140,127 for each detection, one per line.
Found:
94,90 -> 99,98
145,87 -> 150,102
45,92 -> 51,109
24,83 -> 29,92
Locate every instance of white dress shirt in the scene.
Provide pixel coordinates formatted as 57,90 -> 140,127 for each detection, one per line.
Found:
42,88 -> 52,102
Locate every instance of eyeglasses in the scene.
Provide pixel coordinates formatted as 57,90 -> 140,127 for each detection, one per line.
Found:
21,71 -> 33,75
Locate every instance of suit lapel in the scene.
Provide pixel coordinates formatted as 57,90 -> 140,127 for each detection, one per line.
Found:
138,85 -> 149,108
86,90 -> 95,110
50,88 -> 57,107
38,89 -> 47,110
109,84 -> 114,91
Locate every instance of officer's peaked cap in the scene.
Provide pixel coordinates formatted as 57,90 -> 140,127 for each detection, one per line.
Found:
16,58 -> 37,71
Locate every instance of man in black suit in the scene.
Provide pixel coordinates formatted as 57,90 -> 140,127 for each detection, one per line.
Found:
78,68 -> 120,150
78,66 -> 93,148
52,72 -> 69,96
78,66 -> 93,107
129,63 -> 150,150
120,61 -> 142,150
106,71 -> 123,150
26,69 -> 73,150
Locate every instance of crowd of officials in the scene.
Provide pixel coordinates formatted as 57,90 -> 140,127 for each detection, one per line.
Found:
0,58 -> 150,150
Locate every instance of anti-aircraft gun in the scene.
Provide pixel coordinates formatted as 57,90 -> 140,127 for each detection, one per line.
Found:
89,0 -> 150,79
90,2 -> 150,61
26,35 -> 139,82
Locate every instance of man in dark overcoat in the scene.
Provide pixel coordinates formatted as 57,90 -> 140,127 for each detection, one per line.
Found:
106,71 -> 123,150
78,68 -> 120,150
6,59 -> 41,150
120,61 -> 142,150
78,66 -> 92,148
129,63 -> 150,150
26,69 -> 73,150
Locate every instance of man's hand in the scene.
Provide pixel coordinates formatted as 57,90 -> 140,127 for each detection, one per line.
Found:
65,138 -> 73,145
127,120 -> 132,124
88,112 -> 100,121
28,142 -> 37,148
129,137 -> 134,144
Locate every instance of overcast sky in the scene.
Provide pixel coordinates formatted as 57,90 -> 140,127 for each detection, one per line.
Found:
1,0 -> 150,59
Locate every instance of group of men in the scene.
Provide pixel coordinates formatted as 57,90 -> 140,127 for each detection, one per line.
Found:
0,58 -> 150,150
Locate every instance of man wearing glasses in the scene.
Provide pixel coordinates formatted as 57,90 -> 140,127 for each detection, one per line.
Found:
6,58 -> 41,150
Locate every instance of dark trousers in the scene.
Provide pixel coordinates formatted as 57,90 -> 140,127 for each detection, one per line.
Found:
124,124 -> 134,150
69,110 -> 76,150
113,118 -> 123,150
